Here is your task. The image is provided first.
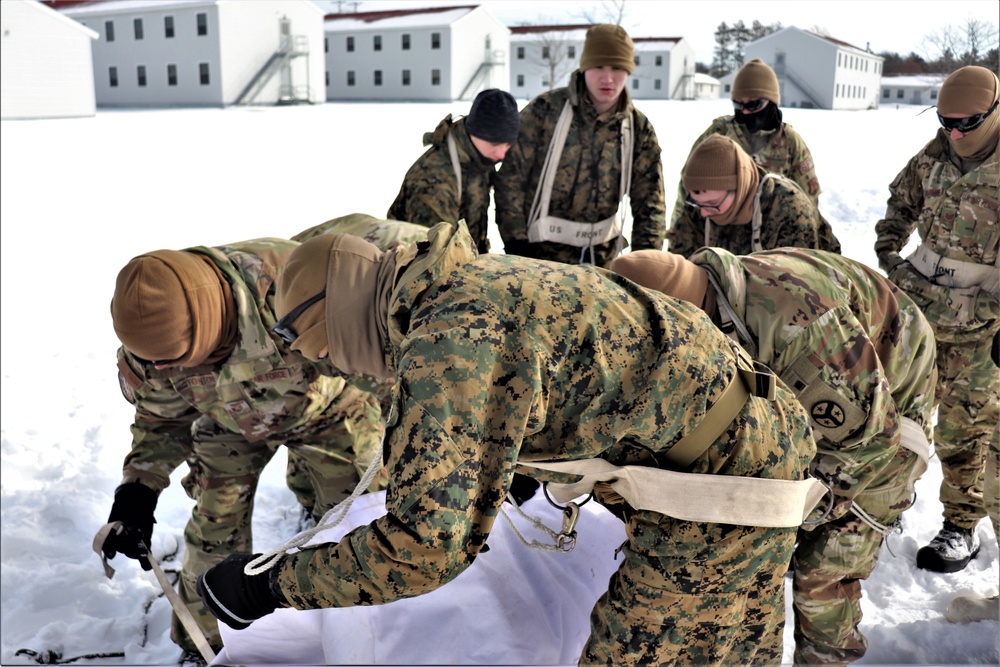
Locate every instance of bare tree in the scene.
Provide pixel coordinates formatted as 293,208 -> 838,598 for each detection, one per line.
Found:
328,0 -> 362,13
922,18 -> 999,73
529,30 -> 579,92
577,0 -> 627,26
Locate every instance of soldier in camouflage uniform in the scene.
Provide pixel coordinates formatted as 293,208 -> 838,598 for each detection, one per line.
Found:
95,238 -> 383,655
874,65 -> 1000,574
668,134 -> 841,258
668,58 -> 822,239
387,88 -> 520,254
611,247 -> 937,664
495,24 -> 666,268
197,219 -> 820,666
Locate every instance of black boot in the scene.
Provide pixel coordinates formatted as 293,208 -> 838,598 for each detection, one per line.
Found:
916,520 -> 981,573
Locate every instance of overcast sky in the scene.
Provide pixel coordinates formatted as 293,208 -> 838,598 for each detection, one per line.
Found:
315,0 -> 1000,65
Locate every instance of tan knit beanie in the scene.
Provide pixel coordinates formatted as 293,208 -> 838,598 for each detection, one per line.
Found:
732,59 -> 780,105
938,65 -> 999,115
683,134 -> 743,191
579,24 -> 635,74
275,235 -> 334,361
610,250 -> 709,308
111,250 -> 229,366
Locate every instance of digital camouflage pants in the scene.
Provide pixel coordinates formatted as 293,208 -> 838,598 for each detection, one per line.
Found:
170,384 -> 383,652
934,335 -> 999,528
581,510 -> 796,666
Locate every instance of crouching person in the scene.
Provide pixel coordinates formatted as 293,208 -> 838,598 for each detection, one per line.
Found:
195,219 -> 821,665
94,237 -> 384,659
611,247 -> 938,665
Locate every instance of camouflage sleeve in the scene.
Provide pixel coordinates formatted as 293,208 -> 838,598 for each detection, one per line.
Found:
387,155 -> 461,228
765,186 -> 825,250
494,100 -> 548,250
874,154 -> 923,272
786,128 -> 822,203
627,115 -> 666,251
666,204 -> 706,258
776,304 -> 899,521
275,330 -> 516,609
116,350 -> 198,492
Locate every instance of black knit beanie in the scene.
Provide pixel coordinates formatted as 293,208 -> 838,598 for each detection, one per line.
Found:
464,89 -> 520,144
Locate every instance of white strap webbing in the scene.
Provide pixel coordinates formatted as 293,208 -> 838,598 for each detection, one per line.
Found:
518,458 -> 827,528
906,241 -> 1000,291
447,130 -> 462,203
899,415 -> 930,480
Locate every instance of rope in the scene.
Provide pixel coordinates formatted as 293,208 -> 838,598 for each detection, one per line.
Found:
245,439 -> 385,575
497,493 -> 578,553
14,649 -> 127,665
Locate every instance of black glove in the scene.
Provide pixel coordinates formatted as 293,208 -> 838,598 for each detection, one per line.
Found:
506,473 -> 541,505
102,483 -> 158,571
993,329 -> 999,369
196,553 -> 286,630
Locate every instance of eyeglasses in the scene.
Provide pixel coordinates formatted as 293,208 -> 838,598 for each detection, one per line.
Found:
733,98 -> 767,113
271,290 -> 326,344
938,100 -> 999,134
685,191 -> 734,214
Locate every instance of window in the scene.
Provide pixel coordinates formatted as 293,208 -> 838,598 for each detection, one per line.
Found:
347,36 -> 354,52
654,79 -> 661,90
517,46 -> 524,60
324,37 -> 328,53
517,74 -> 524,87
133,18 -> 143,40
402,69 -> 411,86
724,84 -> 731,93
402,34 -> 410,50
838,53 -> 842,67
164,16 -> 174,38
431,32 -> 440,49
634,55 -> 640,66
325,71 -> 329,87
568,46 -> 575,58
542,78 -> 549,87
882,88 -> 889,99
655,55 -> 662,66
347,70 -> 355,86
196,12 -> 207,36
632,79 -> 639,90
137,65 -> 146,87
374,70 -> 382,86
105,20 -> 115,42
373,35 -> 382,51
109,66 -> 118,87
199,62 -> 210,85
897,89 -> 903,99
431,68 -> 441,85
930,89 -> 938,99
167,64 -> 177,86
542,46 -> 549,59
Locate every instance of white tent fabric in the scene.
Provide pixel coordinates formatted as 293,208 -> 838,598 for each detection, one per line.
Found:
213,490 -> 628,665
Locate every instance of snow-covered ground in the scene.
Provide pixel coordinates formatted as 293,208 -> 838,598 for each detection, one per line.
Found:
1,97 -> 998,665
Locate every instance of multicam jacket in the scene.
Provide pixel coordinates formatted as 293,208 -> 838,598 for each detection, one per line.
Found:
387,115 -> 496,253
874,132 -> 1000,343
292,213 -> 429,249
117,238 -> 351,492
668,167 -> 841,258
273,220 -> 815,610
669,115 -> 822,228
494,71 -> 666,268
691,247 -> 937,519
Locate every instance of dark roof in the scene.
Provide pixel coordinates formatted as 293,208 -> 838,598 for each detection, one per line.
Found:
633,37 -> 682,44
510,24 -> 594,34
806,30 -> 869,53
324,5 -> 477,23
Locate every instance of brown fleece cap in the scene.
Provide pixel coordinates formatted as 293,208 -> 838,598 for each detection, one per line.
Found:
610,250 -> 709,308
111,250 -> 224,366
938,65 -> 999,115
683,134 -> 746,192
579,24 -> 635,74
732,59 -> 780,105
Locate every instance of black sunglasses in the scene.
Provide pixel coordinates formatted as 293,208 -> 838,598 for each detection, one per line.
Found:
938,99 -> 999,133
733,98 -> 767,113
271,290 -> 326,344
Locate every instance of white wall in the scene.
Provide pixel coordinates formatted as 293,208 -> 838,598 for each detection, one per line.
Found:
1,0 -> 97,120
449,9 -> 510,100
509,32 -> 585,101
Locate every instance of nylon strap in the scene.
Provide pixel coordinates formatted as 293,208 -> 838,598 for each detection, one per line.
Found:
92,522 -> 217,664
447,130 -> 462,203
518,458 -> 828,528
